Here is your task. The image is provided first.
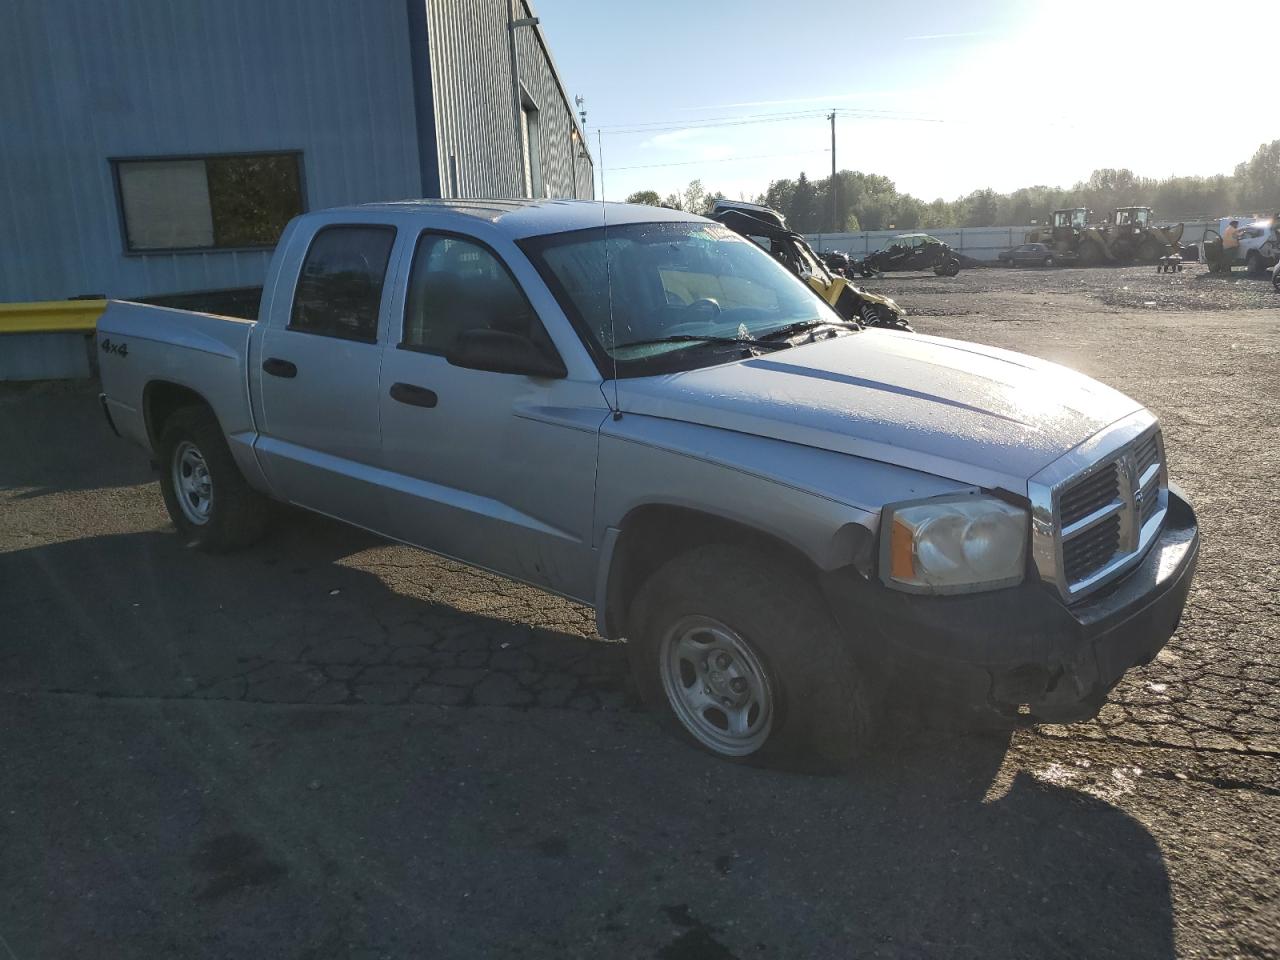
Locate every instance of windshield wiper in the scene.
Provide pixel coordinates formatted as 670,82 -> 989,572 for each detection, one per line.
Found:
611,334 -> 792,352
757,318 -> 862,341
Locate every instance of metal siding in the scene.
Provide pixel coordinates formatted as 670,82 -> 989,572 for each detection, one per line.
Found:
512,0 -> 593,199
0,334 -> 93,381
1,0 -> 422,303
425,0 -> 593,200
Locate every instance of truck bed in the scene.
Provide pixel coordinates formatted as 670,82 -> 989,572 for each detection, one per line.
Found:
96,300 -> 260,466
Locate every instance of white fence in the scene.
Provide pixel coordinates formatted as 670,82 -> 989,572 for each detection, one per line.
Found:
804,221 -> 1211,263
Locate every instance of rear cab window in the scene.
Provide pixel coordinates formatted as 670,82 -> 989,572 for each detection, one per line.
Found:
290,225 -> 397,342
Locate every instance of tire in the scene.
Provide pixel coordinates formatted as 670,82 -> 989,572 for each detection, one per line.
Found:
158,405 -> 269,552
1273,269 -> 1280,293
1138,241 -> 1162,263
877,306 -> 913,332
626,545 -> 875,771
1044,256 -> 1055,267
1246,251 -> 1265,277
934,258 -> 960,277
1078,241 -> 1102,266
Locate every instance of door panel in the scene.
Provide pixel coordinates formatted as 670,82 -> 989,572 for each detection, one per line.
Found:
255,224 -> 397,530
376,230 -> 604,600
379,353 -> 604,598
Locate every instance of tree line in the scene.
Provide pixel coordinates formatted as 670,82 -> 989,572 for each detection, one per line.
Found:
624,139 -> 1280,232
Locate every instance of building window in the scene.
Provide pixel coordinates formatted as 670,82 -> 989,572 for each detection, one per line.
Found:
520,90 -> 543,199
289,225 -> 396,343
113,152 -> 303,252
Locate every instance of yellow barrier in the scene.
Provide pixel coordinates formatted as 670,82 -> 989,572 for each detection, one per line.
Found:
0,299 -> 107,334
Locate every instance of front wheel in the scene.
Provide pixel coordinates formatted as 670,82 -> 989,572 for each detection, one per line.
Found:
158,406 -> 269,551
627,545 -> 875,770
1246,251 -> 1265,277
1044,256 -> 1055,267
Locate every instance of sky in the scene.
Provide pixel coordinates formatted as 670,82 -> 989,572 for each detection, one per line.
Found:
535,0 -> 1272,204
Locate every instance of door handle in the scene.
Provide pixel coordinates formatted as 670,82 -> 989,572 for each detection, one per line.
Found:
262,357 -> 298,379
389,382 -> 438,408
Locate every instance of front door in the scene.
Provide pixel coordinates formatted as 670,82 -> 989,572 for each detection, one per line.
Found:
377,231 -> 604,600
255,224 -> 399,531
1200,225 -> 1223,272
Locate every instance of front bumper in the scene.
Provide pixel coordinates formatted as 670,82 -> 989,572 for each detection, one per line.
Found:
821,489 -> 1199,724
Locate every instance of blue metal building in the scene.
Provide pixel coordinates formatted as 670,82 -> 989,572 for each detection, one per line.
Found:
0,0 -> 594,305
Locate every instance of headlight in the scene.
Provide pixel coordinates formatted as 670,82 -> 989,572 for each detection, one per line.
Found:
880,495 -> 1028,594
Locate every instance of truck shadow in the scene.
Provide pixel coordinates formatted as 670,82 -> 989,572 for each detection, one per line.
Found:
0,517 -> 629,711
0,519 -> 1174,958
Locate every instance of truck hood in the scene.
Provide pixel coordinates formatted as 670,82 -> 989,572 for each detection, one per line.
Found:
614,329 -> 1144,492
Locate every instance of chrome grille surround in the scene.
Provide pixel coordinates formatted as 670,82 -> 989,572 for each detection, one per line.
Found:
1028,409 -> 1168,603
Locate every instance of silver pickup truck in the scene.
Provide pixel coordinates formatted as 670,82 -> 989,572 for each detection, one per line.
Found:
97,199 -> 1199,769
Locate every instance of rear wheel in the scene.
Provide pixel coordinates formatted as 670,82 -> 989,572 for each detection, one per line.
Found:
1044,255 -> 1055,267
158,406 -> 269,551
934,258 -> 961,277
1246,251 -> 1265,276
627,545 -> 875,770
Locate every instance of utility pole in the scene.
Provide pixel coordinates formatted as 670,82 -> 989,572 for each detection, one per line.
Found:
829,111 -> 838,233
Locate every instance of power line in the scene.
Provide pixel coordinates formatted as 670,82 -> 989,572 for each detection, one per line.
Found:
606,148 -> 830,172
597,108 -> 827,131
597,105 -> 951,137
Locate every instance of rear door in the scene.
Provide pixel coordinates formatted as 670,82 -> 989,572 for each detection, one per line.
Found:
254,223 -> 400,531
376,230 -> 604,600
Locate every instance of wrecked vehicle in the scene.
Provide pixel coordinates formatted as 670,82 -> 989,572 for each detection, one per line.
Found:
1200,217 -> 1280,275
821,250 -> 852,275
997,242 -> 1058,268
709,200 -> 911,331
97,199 -> 1198,769
857,233 -> 962,277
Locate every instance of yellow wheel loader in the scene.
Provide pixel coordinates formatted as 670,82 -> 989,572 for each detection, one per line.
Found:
1029,207 -> 1183,265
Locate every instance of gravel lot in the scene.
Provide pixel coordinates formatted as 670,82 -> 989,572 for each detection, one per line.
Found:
1,264 -> 1276,959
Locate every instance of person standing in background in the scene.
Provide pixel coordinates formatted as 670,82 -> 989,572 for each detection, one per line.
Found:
1221,219 -> 1240,271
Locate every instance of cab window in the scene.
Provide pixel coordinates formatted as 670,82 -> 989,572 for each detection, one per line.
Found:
401,233 -> 553,358
290,225 -> 396,343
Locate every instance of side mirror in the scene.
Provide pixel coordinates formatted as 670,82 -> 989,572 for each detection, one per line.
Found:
445,328 -> 567,379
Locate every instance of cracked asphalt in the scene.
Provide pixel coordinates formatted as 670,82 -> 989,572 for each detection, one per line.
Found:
1,265 -> 1277,959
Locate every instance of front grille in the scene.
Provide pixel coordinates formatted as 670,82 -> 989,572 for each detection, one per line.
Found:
1063,513 -> 1121,582
1048,426 -> 1167,598
1134,433 -> 1160,475
1139,475 -> 1160,527
1059,463 -> 1119,528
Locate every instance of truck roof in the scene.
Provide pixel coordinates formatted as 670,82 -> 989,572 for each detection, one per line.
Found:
334,198 -> 702,238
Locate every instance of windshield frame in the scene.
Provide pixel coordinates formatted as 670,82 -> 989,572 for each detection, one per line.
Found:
517,220 -> 848,379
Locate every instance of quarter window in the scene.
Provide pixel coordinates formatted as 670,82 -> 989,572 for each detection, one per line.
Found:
402,234 -> 548,356
289,226 -> 396,343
